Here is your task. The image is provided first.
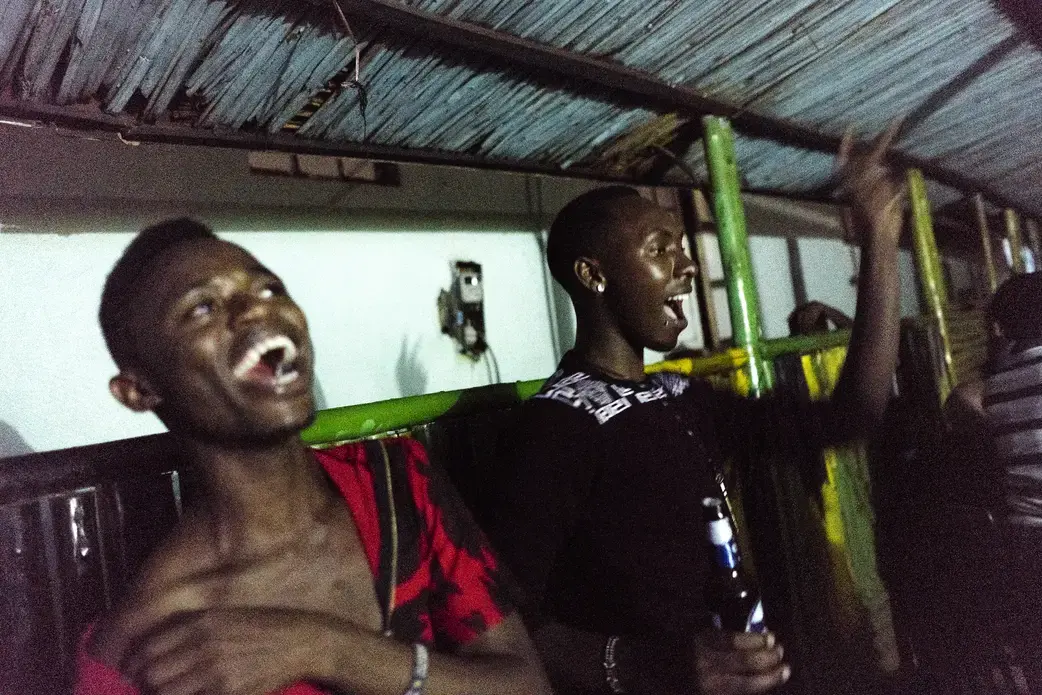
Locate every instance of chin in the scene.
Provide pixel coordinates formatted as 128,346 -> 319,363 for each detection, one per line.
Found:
181,406 -> 316,446
647,334 -> 682,353
262,402 -> 316,438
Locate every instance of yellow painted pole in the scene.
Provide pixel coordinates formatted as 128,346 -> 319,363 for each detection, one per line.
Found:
972,194 -> 998,293
1026,218 -> 1041,266
908,169 -> 955,400
1005,209 -> 1026,274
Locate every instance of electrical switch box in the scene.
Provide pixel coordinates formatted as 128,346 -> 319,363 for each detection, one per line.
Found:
438,261 -> 487,360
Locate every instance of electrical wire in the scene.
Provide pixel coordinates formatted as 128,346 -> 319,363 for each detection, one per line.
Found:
482,344 -> 495,385
485,344 -> 502,384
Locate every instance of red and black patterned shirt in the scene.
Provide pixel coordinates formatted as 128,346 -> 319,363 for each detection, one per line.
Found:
74,437 -> 513,695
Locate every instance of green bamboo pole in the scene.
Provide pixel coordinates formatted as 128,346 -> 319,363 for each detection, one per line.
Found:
301,327 -> 854,446
762,329 -> 851,361
972,193 -> 998,293
1005,209 -> 1026,275
702,116 -> 772,396
302,379 -> 543,445
908,169 -> 955,400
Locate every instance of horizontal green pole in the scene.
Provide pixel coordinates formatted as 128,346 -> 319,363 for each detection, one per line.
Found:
303,330 -> 854,446
302,379 -> 544,445
761,329 -> 851,360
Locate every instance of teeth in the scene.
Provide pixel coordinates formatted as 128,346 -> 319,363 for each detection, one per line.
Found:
274,368 -> 300,387
233,334 -> 298,378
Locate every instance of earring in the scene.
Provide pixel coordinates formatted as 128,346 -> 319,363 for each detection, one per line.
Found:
595,282 -> 606,294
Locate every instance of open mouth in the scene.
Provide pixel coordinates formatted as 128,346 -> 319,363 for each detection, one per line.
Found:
232,334 -> 300,389
663,293 -> 688,327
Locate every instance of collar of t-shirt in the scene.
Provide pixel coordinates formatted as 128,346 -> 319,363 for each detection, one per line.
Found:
539,351 -> 693,426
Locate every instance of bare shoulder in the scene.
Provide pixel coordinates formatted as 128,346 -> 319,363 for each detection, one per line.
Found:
88,515 -> 214,664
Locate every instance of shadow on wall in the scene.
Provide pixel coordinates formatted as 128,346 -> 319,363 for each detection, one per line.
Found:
396,336 -> 429,397
0,421 -> 33,458
313,376 -> 329,411
550,280 -> 576,358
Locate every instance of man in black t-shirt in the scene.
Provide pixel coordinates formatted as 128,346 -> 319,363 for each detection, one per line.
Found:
479,126 -> 906,695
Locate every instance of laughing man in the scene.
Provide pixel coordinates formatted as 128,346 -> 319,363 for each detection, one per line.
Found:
480,127 -> 906,695
75,219 -> 551,695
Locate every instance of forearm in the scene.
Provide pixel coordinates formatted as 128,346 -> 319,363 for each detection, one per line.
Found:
315,619 -> 549,695
533,622 -> 692,695
831,232 -> 901,431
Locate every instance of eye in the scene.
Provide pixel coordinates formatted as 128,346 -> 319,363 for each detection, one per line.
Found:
188,300 -> 214,319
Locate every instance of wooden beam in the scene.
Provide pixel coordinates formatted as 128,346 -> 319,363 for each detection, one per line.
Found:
898,35 -> 1022,139
0,100 -> 678,187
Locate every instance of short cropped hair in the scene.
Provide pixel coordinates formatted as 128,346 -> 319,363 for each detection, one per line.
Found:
988,273 -> 1042,340
100,218 -> 216,367
546,186 -> 642,292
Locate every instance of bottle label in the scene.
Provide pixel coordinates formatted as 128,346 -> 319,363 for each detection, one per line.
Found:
706,518 -> 733,545
707,519 -> 740,569
712,540 -> 740,569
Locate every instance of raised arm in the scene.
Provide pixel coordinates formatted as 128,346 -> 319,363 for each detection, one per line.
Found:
827,122 -> 906,435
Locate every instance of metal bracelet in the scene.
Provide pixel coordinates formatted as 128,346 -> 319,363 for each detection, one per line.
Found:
603,635 -> 626,694
403,642 -> 430,695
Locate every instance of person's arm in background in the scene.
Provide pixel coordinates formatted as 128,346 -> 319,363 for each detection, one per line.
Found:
788,301 -> 854,336
821,121 -> 907,440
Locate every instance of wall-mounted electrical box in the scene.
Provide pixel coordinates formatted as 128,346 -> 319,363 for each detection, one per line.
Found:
438,261 -> 487,360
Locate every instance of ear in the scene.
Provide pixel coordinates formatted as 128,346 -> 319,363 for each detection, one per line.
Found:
109,371 -> 162,413
573,257 -> 607,294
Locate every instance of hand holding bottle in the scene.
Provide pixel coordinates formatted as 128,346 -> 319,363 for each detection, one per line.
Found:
697,498 -> 790,693
692,630 -> 790,695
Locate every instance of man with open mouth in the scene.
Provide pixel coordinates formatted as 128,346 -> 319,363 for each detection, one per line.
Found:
75,219 -> 551,695
477,125 -> 906,695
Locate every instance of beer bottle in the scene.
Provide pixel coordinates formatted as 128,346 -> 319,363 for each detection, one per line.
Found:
702,496 -> 766,633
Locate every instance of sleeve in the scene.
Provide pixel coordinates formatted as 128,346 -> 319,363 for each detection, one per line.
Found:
73,627 -> 139,695
400,438 -> 516,649
481,400 -> 603,628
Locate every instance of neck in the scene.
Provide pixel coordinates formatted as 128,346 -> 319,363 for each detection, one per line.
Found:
182,434 -> 334,555
572,308 -> 646,382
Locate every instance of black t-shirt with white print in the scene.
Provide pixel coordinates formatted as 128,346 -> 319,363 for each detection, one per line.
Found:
481,352 -> 830,641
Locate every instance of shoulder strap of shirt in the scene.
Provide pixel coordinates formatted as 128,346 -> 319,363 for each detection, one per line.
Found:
360,438 -> 423,638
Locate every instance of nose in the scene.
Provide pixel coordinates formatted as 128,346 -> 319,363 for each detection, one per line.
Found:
227,291 -> 268,327
677,252 -> 698,280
